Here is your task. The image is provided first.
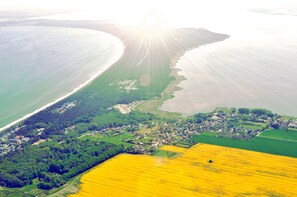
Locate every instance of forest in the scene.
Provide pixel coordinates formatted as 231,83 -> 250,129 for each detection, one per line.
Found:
0,138 -> 124,189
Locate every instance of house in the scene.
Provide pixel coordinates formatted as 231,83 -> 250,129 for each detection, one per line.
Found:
9,139 -> 20,144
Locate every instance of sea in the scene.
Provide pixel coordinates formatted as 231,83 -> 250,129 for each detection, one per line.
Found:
0,26 -> 123,129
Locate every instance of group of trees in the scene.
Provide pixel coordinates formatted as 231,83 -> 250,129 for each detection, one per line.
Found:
238,108 -> 273,117
0,139 -> 124,189
193,113 -> 209,124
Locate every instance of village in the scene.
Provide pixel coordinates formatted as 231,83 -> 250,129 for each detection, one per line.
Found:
128,110 -> 296,154
1,108 -> 297,156
70,108 -> 297,154
0,126 -> 30,156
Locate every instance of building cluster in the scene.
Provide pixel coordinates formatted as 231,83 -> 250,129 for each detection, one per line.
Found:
114,101 -> 143,114
52,101 -> 77,114
0,128 -> 30,156
289,121 -> 297,128
1,108 -> 296,157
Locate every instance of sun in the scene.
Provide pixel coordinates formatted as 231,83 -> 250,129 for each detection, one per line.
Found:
145,15 -> 159,28
139,14 -> 165,40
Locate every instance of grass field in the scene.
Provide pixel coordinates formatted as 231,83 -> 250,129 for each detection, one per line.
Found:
152,145 -> 187,158
259,128 -> 297,141
0,175 -> 82,197
80,133 -> 135,147
158,145 -> 187,154
239,121 -> 268,130
152,150 -> 179,158
70,144 -> 297,196
190,132 -> 297,158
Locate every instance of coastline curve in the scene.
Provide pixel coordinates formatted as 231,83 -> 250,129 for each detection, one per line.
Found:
0,27 -> 124,132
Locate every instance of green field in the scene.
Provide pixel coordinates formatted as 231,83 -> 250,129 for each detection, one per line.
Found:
80,133 -> 135,147
239,121 -> 268,130
152,150 -> 179,158
190,132 -> 297,158
259,129 -> 297,141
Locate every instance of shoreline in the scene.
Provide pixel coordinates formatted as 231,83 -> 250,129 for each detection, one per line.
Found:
150,37 -> 232,118
0,32 -> 124,132
137,37 -> 230,118
136,50 -> 188,118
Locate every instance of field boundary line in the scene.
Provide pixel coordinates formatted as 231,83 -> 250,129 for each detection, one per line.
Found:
257,136 -> 297,142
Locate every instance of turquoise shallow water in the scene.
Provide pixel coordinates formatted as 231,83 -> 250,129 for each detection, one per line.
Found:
0,26 -> 123,128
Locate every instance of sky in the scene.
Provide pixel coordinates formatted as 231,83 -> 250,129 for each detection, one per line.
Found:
0,0 -> 295,11
0,0 -> 296,28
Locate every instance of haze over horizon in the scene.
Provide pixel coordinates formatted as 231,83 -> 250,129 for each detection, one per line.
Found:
1,0 -> 296,28
1,0 -> 297,196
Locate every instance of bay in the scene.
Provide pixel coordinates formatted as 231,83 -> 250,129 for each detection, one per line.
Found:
161,10 -> 297,116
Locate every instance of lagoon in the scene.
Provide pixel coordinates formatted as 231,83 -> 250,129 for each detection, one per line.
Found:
161,10 -> 297,116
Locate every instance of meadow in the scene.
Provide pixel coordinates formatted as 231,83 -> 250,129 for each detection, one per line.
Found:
152,150 -> 178,158
190,132 -> 297,158
259,128 -> 297,141
70,144 -> 297,196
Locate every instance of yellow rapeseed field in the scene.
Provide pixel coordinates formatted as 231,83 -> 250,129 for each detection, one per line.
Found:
70,144 -> 297,197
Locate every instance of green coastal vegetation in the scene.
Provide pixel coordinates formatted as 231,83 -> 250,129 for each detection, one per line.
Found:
0,20 -> 297,196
